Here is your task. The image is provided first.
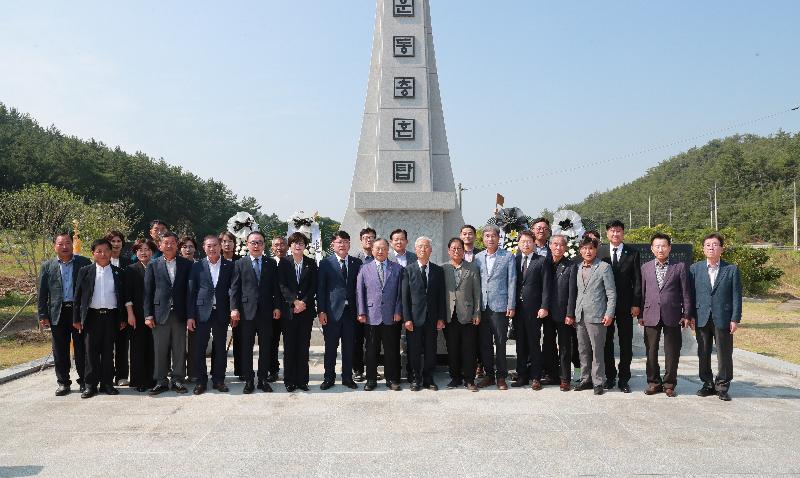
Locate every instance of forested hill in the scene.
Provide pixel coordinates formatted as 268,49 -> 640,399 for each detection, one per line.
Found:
0,103 -> 256,238
564,132 -> 800,243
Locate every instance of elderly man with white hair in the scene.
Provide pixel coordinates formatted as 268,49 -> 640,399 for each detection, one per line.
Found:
401,236 -> 446,391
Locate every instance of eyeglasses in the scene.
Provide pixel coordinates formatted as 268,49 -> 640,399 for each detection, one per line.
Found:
249,241 -> 264,246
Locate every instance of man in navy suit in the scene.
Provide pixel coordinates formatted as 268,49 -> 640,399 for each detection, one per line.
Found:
402,237 -> 446,391
474,225 -> 517,390
230,231 -> 282,394
318,231 -> 362,390
144,232 -> 193,395
356,238 -> 404,391
187,235 -> 233,394
38,232 -> 91,396
689,232 -> 742,401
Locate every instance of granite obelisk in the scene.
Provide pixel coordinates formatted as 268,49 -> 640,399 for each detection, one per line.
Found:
341,0 -> 464,263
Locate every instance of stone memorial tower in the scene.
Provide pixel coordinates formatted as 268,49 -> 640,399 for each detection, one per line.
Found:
341,0 -> 464,263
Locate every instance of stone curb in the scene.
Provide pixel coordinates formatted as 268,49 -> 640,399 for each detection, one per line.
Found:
0,356 -> 53,385
733,348 -> 800,378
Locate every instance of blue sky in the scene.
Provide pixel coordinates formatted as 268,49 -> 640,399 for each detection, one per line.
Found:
2,1 -> 799,226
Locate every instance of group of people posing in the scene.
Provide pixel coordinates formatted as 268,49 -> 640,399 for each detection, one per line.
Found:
37,218 -> 742,401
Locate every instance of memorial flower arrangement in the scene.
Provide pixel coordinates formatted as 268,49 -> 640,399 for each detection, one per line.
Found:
551,209 -> 585,260
227,211 -> 260,257
487,207 -> 531,255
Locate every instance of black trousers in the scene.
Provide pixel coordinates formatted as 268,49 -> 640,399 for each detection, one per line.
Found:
541,317 -> 559,380
113,325 -> 130,382
479,309 -> 509,379
239,316 -> 273,382
282,311 -> 314,387
366,322 -> 401,383
570,326 -> 581,368
353,321 -> 366,375
514,302 -> 542,381
407,319 -> 437,385
604,314 -> 633,384
696,320 -> 734,392
186,329 -> 196,380
444,319 -> 478,384
322,306 -> 355,382
232,322 -> 242,376
644,320 -> 682,389
50,304 -> 86,387
83,309 -> 119,388
556,321 -> 575,382
193,308 -> 230,386
270,315 -> 283,375
129,316 -> 154,388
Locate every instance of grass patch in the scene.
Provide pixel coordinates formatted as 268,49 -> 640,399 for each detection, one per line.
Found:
0,330 -> 51,369
767,250 -> 800,296
0,291 -> 37,329
737,301 -> 800,365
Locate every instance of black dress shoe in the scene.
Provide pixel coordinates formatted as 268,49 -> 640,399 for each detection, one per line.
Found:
243,381 -> 255,394
696,383 -> 716,397
320,380 -> 335,390
573,381 -> 593,391
410,383 -> 421,392
172,382 -> 188,394
364,380 -> 377,391
297,384 -> 310,392
266,371 -> 279,383
425,383 -> 439,391
718,391 -> 732,401
136,386 -> 148,393
81,386 -> 98,399
193,384 -> 206,395
100,384 -> 119,395
510,379 -> 529,388
389,382 -> 402,391
149,384 -> 170,396
446,379 -> 462,389
342,380 -> 358,389
603,379 -> 616,390
79,383 -> 86,393
353,373 -> 366,383
619,382 -> 631,393
286,384 -> 297,392
259,381 -> 273,393
593,386 -> 606,395
214,383 -> 229,393
55,384 -> 70,396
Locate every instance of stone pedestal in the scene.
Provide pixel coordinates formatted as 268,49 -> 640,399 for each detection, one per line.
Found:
341,0 -> 463,263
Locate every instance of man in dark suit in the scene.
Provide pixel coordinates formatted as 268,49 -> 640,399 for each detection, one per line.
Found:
230,231 -> 282,394
187,235 -> 234,394
640,232 -> 693,397
689,232 -> 742,401
106,230 -> 132,386
460,225 -> 483,263
143,232 -> 193,395
598,220 -> 642,393
318,231 -> 362,390
38,232 -> 92,396
352,227 -> 376,382
402,237 -> 446,391
511,230 -> 552,390
267,235 -> 288,383
357,238 -> 404,391
547,234 -> 577,391
73,239 -> 126,398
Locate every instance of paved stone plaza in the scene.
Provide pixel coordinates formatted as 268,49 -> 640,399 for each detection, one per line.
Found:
0,335 -> 798,478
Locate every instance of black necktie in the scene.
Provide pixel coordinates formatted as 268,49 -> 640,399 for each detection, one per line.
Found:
340,258 -> 347,283
612,247 -> 618,268
421,264 -> 428,290
522,255 -> 529,275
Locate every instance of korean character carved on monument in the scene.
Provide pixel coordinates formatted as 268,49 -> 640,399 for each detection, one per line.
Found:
393,0 -> 414,16
393,36 -> 415,57
394,77 -> 415,98
393,118 -> 415,140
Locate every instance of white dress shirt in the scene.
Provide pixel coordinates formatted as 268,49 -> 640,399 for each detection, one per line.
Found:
609,243 -> 624,262
110,257 -> 120,268
89,264 -> 117,309
165,257 -> 177,284
486,251 -> 498,276
417,260 -> 430,283
394,251 -> 409,267
707,259 -> 720,287
208,257 -> 221,305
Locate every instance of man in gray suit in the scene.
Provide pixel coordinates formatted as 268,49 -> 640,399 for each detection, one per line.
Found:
567,236 -> 616,395
640,232 -> 693,397
38,232 -> 91,396
442,237 -> 482,391
689,232 -> 742,401
144,232 -> 194,395
353,227 -> 376,381
474,225 -> 516,390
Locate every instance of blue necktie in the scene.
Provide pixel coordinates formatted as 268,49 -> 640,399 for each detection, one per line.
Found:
253,257 -> 261,283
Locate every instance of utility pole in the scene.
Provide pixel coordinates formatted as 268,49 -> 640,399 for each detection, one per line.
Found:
648,195 -> 651,228
668,207 -> 672,226
709,192 -> 714,228
457,183 -> 467,210
794,180 -> 798,250
629,209 -> 632,228
713,181 -> 719,230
